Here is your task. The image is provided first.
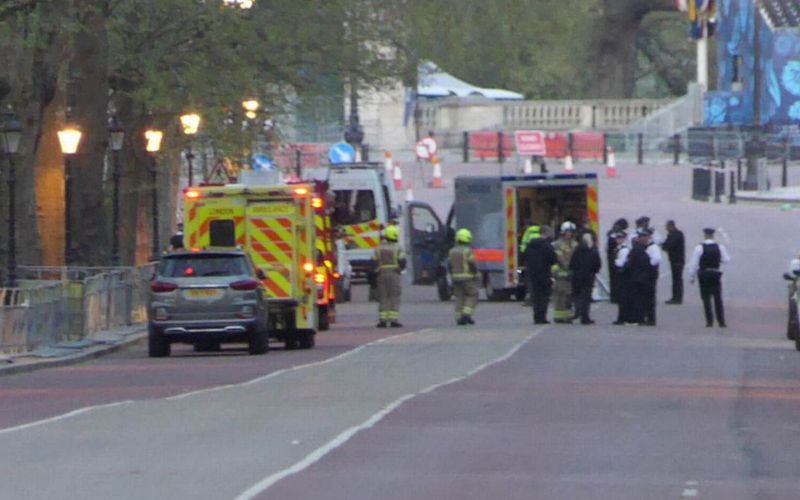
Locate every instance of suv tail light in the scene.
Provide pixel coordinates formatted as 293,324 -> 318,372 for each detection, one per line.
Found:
230,279 -> 260,291
151,281 -> 178,293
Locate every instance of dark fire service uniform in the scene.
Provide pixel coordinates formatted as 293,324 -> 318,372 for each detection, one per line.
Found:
524,231 -> 557,324
373,231 -> 406,328
448,233 -> 479,325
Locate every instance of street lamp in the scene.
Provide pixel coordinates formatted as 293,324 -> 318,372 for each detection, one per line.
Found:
144,128 -> 163,260
1,114 -> 21,287
242,99 -> 259,120
180,113 -> 200,186
223,0 -> 253,8
57,124 -> 82,266
109,117 -> 124,266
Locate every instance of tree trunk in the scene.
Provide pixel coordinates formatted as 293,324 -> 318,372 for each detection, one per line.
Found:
69,0 -> 110,266
591,0 -> 676,98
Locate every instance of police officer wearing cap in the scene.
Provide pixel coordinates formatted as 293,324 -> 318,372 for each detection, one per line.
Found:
688,227 -> 730,328
628,227 -> 661,325
372,225 -> 406,328
524,225 -> 557,324
612,230 -> 635,324
606,218 -> 628,304
448,228 -> 479,325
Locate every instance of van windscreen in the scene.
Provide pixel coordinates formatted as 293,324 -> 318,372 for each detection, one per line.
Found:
332,189 -> 376,225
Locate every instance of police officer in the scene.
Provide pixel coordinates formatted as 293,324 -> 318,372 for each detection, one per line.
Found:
662,219 -> 685,304
570,230 -> 602,325
373,225 -> 406,328
448,228 -> 479,325
688,228 -> 730,328
552,221 -> 578,323
628,227 -> 661,325
524,225 -> 557,324
612,230 -> 635,325
606,218 -> 628,304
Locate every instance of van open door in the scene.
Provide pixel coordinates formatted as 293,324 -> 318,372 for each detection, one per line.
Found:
405,201 -> 446,285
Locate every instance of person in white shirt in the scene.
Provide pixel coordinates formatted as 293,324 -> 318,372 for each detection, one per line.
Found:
688,227 -> 731,327
628,227 -> 661,325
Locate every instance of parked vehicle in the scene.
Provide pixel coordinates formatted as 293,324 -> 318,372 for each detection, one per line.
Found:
406,173 -> 599,301
784,267 -> 800,351
183,182 -> 318,349
147,249 -> 269,357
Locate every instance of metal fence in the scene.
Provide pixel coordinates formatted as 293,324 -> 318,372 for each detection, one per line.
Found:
0,265 -> 155,355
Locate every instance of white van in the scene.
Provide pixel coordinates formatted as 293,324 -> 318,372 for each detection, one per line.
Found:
327,163 -> 400,277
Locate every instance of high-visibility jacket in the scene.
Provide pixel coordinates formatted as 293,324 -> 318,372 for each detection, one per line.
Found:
373,242 -> 406,272
520,225 -> 541,253
448,244 -> 477,281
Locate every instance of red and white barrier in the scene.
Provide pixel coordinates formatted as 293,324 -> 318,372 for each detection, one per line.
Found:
431,155 -> 443,188
393,162 -> 404,190
605,147 -> 617,178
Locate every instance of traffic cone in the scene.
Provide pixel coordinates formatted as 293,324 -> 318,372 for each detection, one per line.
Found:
405,188 -> 414,202
564,153 -> 574,173
605,146 -> 617,178
393,162 -> 404,190
523,157 -> 533,174
431,155 -> 443,188
384,150 -> 393,174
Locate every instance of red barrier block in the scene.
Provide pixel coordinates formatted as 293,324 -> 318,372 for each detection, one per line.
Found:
469,131 -> 513,159
544,133 -> 568,159
571,132 -> 605,160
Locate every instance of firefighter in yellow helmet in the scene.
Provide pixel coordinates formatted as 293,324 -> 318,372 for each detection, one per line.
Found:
372,225 -> 406,328
448,228 -> 479,325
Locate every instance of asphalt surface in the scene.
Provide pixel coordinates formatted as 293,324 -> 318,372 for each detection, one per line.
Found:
3,159 -> 800,499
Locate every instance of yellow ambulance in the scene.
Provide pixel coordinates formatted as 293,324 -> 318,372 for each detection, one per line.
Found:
183,183 -> 318,349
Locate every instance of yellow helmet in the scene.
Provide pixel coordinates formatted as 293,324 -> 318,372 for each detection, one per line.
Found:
456,228 -> 472,244
384,225 -> 399,241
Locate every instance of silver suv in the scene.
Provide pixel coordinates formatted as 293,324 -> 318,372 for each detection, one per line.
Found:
147,250 -> 269,357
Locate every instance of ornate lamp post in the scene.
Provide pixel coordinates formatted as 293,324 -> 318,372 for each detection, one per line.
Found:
223,0 -> 253,8
180,113 -> 200,186
109,117 -> 125,266
145,127 -> 163,260
1,115 -> 21,287
242,99 -> 259,120
57,125 -> 82,266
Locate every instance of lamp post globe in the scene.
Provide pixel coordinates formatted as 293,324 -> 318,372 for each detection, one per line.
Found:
180,113 -> 200,186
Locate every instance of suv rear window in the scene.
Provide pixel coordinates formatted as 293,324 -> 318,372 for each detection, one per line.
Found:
160,254 -> 250,278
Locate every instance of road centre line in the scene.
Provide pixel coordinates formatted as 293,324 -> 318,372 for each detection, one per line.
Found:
0,400 -> 133,436
233,324 -> 547,500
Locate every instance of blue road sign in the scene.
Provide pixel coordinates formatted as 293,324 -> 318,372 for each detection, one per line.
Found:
251,153 -> 274,171
329,142 -> 356,164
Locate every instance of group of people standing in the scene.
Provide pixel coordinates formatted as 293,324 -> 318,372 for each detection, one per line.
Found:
522,221 -> 601,325
607,217 -> 731,328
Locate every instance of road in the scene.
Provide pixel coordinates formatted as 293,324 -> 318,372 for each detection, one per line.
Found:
2,159 -> 800,499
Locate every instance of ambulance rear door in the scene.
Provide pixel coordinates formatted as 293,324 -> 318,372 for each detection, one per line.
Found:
245,199 -> 299,301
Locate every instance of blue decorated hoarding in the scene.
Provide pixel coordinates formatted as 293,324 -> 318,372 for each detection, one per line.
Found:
708,0 -> 800,127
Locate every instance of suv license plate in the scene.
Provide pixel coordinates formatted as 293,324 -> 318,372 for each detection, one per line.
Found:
184,289 -> 224,300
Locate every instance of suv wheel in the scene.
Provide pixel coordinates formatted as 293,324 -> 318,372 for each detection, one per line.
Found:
298,329 -> 315,349
318,305 -> 330,331
148,324 -> 170,358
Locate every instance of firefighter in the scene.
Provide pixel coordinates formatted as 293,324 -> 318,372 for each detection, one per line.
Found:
552,221 -> 579,323
448,228 -> 479,325
373,225 -> 406,328
169,223 -> 185,251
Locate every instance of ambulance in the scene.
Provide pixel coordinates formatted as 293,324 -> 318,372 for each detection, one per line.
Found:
406,173 -> 599,301
183,182 -> 318,349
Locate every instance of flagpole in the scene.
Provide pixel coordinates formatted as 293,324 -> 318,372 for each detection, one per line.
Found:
697,13 -> 708,90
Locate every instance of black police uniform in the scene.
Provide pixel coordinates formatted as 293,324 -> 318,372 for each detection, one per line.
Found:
662,227 -> 685,303
698,243 -> 726,327
524,237 -> 558,324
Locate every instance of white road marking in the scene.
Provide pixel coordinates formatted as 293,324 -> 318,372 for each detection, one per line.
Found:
0,400 -> 132,436
681,480 -> 699,498
234,325 -> 546,500
0,330 -> 429,434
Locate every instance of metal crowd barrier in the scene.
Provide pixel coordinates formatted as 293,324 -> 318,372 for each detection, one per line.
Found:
0,264 -> 156,355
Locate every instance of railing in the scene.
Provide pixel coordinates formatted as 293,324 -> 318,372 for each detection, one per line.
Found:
0,265 -> 155,355
625,83 -> 705,151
